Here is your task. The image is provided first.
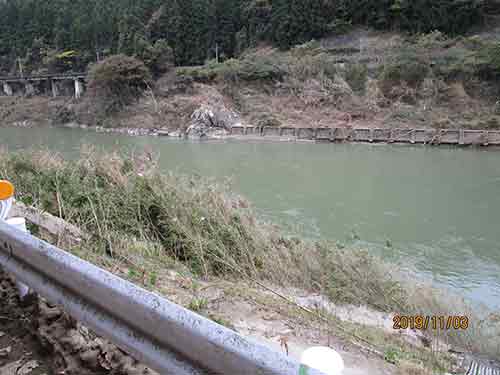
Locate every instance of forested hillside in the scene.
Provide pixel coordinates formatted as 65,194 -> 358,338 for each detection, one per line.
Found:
0,0 -> 489,75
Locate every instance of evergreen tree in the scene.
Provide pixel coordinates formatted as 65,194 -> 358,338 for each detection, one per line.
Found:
155,0 -> 212,65
271,0 -> 334,49
0,0 -> 487,74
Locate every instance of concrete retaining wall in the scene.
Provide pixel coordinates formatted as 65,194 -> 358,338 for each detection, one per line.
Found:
489,131 -> 500,145
297,128 -> 315,139
263,126 -> 281,136
354,128 -> 371,142
463,130 -> 487,145
440,129 -> 460,144
227,126 -> 500,147
392,129 -> 412,143
280,127 -> 296,137
373,129 -> 392,142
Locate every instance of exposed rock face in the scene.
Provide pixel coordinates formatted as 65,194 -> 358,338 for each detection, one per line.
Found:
185,104 -> 240,138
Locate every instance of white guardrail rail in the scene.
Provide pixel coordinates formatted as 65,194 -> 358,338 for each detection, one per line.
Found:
0,181 -> 334,375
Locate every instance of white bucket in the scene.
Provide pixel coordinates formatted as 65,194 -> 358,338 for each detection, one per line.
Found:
5,217 -> 27,232
301,346 -> 345,375
4,216 -> 30,299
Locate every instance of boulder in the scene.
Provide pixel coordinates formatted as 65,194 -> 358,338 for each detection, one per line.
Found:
185,104 -> 239,138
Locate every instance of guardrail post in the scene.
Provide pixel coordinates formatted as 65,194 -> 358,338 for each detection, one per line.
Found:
25,81 -> 35,97
331,127 -> 338,142
74,79 -> 84,99
2,82 -> 13,96
51,79 -> 59,97
483,130 -> 490,146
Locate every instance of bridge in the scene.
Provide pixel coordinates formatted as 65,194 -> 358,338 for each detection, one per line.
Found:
0,73 -> 87,99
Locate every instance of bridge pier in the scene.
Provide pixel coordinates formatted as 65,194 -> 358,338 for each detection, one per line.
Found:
51,80 -> 59,97
25,82 -> 35,97
74,79 -> 84,99
2,82 -> 13,96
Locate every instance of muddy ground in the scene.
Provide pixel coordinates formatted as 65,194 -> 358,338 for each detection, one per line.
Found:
0,269 -> 158,375
0,273 -> 53,375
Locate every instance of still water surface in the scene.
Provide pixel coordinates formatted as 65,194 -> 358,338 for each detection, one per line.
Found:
2,126 -> 500,309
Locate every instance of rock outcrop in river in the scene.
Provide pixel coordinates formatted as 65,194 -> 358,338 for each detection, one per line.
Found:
185,103 -> 240,139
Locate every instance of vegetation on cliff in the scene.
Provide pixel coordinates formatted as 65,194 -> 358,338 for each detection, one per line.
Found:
0,0 -> 492,74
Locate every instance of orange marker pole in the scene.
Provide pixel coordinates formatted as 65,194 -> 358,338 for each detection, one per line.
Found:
0,180 -> 14,201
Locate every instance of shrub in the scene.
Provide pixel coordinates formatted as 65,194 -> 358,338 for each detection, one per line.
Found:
287,52 -> 337,82
415,30 -> 449,49
290,40 -> 325,57
382,60 -> 429,88
223,55 -> 286,82
380,48 -> 430,93
475,41 -> 500,81
136,38 -> 174,77
431,47 -> 476,81
344,63 -> 368,94
87,55 -> 152,114
176,53 -> 286,83
43,49 -> 86,73
428,40 -> 500,83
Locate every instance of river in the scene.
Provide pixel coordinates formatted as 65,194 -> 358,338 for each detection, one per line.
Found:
2,126 -> 500,310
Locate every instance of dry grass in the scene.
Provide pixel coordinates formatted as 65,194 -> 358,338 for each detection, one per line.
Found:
0,149 -> 499,362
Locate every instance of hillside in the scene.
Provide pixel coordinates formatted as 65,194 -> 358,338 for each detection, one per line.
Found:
1,1 -> 500,133
2,26 -> 500,134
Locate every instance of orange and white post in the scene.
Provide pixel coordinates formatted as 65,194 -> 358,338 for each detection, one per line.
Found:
0,180 -> 31,299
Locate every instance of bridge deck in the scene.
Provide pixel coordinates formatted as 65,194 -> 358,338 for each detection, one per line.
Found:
0,73 -> 86,82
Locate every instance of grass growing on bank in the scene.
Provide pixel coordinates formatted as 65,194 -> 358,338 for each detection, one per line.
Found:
0,148 -> 498,362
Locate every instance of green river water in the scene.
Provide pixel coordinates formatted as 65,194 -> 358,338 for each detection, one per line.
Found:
2,126 -> 500,310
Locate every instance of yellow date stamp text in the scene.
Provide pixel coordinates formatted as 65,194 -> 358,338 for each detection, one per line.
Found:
393,315 -> 469,331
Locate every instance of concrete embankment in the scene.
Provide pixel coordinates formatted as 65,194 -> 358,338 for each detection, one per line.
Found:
228,126 -> 500,146
59,123 -> 500,147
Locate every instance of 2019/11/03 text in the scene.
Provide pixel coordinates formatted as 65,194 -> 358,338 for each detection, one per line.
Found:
393,315 -> 469,331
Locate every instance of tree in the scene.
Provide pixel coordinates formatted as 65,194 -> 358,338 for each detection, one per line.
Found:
344,0 -> 484,34
271,0 -> 334,49
87,55 -> 152,114
136,38 -> 174,76
208,0 -> 243,60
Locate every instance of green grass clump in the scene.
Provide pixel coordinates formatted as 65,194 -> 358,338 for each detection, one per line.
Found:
176,53 -> 286,84
0,149 -> 405,309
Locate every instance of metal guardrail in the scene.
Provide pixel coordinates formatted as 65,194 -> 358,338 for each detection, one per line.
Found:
0,220 -> 326,375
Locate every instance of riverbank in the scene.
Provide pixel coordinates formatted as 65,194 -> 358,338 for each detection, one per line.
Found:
5,118 -> 500,149
1,149 -> 499,373
72,123 -> 500,147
